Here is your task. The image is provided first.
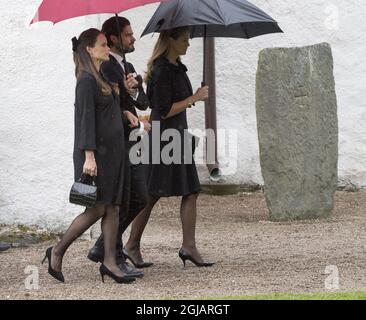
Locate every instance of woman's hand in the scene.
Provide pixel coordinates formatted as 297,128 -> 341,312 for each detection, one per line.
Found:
124,110 -> 139,128
162,86 -> 209,119
193,86 -> 209,102
110,82 -> 120,95
83,151 -> 97,176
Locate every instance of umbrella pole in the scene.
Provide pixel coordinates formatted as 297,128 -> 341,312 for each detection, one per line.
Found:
114,13 -> 130,75
202,25 -> 207,87
203,31 -> 220,181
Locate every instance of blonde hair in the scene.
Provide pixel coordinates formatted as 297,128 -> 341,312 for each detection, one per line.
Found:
144,27 -> 190,83
73,28 -> 112,96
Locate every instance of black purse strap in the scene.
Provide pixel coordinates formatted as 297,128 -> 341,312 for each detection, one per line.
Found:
78,174 -> 96,186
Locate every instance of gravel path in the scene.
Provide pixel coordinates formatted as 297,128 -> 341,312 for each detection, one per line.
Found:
1,191 -> 365,300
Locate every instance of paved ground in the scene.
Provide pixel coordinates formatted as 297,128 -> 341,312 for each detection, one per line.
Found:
0,191 -> 365,300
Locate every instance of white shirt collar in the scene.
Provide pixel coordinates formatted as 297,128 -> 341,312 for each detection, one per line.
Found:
109,51 -> 125,71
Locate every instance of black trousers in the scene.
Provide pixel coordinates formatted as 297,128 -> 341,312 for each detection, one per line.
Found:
94,163 -> 148,249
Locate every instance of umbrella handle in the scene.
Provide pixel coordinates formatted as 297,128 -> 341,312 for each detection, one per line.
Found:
114,13 -> 130,75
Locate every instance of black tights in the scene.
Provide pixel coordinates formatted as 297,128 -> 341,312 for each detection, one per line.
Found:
180,193 -> 199,249
125,193 -> 204,263
52,204 -> 122,274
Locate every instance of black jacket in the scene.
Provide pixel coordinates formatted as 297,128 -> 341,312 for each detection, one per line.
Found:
101,55 -> 150,142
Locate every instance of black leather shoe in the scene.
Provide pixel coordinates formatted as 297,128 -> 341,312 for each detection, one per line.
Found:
0,243 -> 11,252
87,246 -> 104,263
118,261 -> 144,278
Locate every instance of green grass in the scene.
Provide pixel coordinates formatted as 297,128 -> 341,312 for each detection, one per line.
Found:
200,291 -> 366,300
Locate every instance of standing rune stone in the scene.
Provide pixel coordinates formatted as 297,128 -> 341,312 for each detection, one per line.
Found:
256,43 -> 338,221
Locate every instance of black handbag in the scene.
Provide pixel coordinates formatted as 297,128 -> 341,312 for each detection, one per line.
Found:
69,174 -> 97,208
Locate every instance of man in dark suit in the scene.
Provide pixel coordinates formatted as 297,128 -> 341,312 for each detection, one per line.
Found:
87,16 -> 151,278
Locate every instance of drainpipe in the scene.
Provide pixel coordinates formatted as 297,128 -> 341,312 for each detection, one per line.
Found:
203,37 -> 221,181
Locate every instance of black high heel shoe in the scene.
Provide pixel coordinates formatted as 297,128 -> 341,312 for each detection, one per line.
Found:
178,249 -> 215,267
122,248 -> 154,268
99,264 -> 136,284
42,247 -> 65,283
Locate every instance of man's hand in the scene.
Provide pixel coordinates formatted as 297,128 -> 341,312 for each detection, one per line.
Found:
124,73 -> 139,96
123,110 -> 139,128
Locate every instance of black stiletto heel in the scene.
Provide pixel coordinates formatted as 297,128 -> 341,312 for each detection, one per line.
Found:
99,264 -> 136,284
122,248 -> 154,268
42,247 -> 65,283
178,249 -> 215,267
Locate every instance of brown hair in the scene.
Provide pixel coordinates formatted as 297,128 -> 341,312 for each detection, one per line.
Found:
73,28 -> 112,95
144,27 -> 190,83
102,16 -> 131,48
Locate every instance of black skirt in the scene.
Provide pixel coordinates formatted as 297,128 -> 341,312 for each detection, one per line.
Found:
146,57 -> 200,197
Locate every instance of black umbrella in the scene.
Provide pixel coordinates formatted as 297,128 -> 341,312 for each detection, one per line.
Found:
141,0 -> 283,181
141,0 -> 283,84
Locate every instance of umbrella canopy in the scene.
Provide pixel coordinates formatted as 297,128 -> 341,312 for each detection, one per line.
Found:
141,0 -> 283,38
31,0 -> 168,25
142,0 -> 283,83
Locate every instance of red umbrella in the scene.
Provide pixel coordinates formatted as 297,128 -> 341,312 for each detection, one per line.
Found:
30,0 -> 168,24
30,0 -> 168,74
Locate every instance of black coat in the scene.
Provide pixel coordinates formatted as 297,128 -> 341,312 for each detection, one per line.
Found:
101,55 -> 150,143
146,57 -> 200,197
73,72 -> 125,205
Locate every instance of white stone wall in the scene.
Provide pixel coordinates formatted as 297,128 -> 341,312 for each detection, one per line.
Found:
0,0 -> 365,230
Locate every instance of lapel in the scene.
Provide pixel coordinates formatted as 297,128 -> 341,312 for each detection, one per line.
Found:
109,54 -> 125,80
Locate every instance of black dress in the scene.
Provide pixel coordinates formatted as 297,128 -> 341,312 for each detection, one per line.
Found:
146,57 -> 200,197
73,72 -> 125,205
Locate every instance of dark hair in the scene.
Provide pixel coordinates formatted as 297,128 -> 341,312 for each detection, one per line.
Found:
102,16 -> 131,47
73,28 -> 111,95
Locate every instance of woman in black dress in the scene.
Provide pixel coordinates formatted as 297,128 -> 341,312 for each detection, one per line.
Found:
42,28 -> 135,284
123,27 -> 214,267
